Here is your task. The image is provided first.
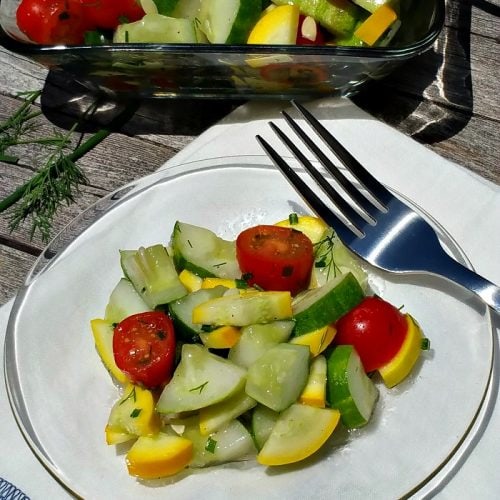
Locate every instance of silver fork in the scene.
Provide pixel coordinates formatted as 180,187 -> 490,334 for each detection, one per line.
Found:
256,100 -> 500,313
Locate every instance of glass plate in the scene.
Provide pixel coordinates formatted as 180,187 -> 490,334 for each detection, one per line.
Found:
4,156 -> 495,499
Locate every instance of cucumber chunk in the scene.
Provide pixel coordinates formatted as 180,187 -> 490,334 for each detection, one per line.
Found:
113,14 -> 197,43
171,221 -> 240,279
245,343 -> 310,412
326,345 -> 378,429
292,272 -> 364,337
252,405 -> 280,450
198,0 -> 262,44
192,291 -> 293,327
104,278 -> 152,324
228,320 -> 295,368
120,245 -> 187,309
156,344 -> 246,414
272,0 -> 362,37
199,389 -> 257,435
183,418 -> 257,467
169,285 -> 228,342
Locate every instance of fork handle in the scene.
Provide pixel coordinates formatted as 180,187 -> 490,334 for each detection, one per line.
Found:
435,253 -> 500,313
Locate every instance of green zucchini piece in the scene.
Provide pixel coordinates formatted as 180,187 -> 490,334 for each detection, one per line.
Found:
171,221 -> 240,279
245,343 -> 310,412
292,272 -> 364,337
228,320 -> 295,368
326,345 -> 378,429
156,344 -> 246,413
169,285 -> 228,342
120,245 -> 187,308
104,278 -> 152,324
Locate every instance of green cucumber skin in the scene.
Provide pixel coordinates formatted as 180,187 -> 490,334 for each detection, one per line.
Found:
292,272 -> 364,337
272,0 -> 362,37
226,0 -> 263,44
171,221 -> 240,279
326,345 -> 378,429
169,286 -> 228,342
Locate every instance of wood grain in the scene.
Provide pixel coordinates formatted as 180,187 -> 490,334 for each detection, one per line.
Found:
1,0 -> 499,305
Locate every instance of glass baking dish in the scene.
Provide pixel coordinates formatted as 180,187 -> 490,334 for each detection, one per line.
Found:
0,0 -> 445,99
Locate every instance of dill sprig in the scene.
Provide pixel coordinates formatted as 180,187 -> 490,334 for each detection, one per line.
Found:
313,231 -> 341,281
0,92 -> 139,241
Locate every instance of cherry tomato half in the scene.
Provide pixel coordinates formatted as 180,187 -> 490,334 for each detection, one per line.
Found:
334,296 -> 408,373
79,0 -> 144,30
113,311 -> 176,389
236,225 -> 314,296
16,0 -> 87,45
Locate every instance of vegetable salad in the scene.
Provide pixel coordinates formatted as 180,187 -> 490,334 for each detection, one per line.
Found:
90,214 -> 428,480
16,0 -> 403,48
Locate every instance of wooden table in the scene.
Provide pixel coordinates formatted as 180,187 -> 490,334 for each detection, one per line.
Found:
1,0 -> 499,306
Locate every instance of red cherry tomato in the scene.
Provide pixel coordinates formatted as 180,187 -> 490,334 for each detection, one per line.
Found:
113,311 -> 176,388
79,0 -> 144,30
334,296 -> 408,372
16,0 -> 87,45
236,225 -> 314,296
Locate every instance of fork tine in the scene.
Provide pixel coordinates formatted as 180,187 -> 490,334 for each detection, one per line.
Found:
267,121 -> 369,232
291,100 -> 393,208
281,110 -> 379,218
256,134 -> 359,244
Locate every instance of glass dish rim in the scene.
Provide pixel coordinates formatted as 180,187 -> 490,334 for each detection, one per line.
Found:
4,154 -> 496,499
0,0 -> 445,60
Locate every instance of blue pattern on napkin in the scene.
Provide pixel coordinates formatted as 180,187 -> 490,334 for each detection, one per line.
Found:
0,478 -> 29,500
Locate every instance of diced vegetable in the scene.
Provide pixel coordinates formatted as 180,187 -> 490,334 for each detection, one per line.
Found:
298,354 -> 327,407
192,290 -> 293,326
257,403 -> 340,465
199,325 -> 242,349
354,4 -> 397,46
274,214 -> 328,245
292,272 -> 364,336
126,433 -> 193,479
171,221 -> 241,279
245,343 -> 310,412
289,324 -> 336,357
247,4 -> 300,45
104,278 -> 152,325
156,344 -> 247,413
106,384 -> 160,444
228,320 -> 295,368
326,345 -> 378,429
90,318 -> 128,384
251,404 -> 280,450
120,244 -> 187,308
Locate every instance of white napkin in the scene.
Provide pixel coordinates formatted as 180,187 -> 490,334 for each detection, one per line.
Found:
1,98 -> 498,499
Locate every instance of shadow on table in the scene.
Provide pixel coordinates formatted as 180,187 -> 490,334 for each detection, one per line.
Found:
39,70 -> 244,136
352,0 -> 493,145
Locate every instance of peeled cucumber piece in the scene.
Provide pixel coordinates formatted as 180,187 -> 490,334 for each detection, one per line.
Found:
169,285 -> 228,342
252,404 -> 280,450
326,345 -> 378,429
120,245 -> 187,308
113,14 -> 197,43
198,0 -> 262,44
171,221 -> 240,279
156,344 -> 246,413
272,0 -> 362,37
352,0 -> 398,14
228,320 -> 295,368
183,418 -> 257,467
245,343 -> 310,412
104,278 -> 152,324
292,272 -> 364,337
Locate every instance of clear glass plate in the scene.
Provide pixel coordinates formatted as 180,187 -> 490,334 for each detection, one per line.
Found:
4,156 -> 495,499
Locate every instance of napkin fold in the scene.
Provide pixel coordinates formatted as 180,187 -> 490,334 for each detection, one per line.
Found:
1,97 -> 498,499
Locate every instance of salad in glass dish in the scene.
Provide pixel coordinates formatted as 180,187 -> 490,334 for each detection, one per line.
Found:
14,0 -> 404,48
90,213 -> 427,480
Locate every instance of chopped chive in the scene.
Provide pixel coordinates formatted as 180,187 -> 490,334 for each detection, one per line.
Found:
421,338 -> 431,351
213,262 -> 227,268
205,436 -> 217,454
288,213 -> 299,225
235,278 -> 248,289
201,324 -> 213,332
130,408 -> 142,418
